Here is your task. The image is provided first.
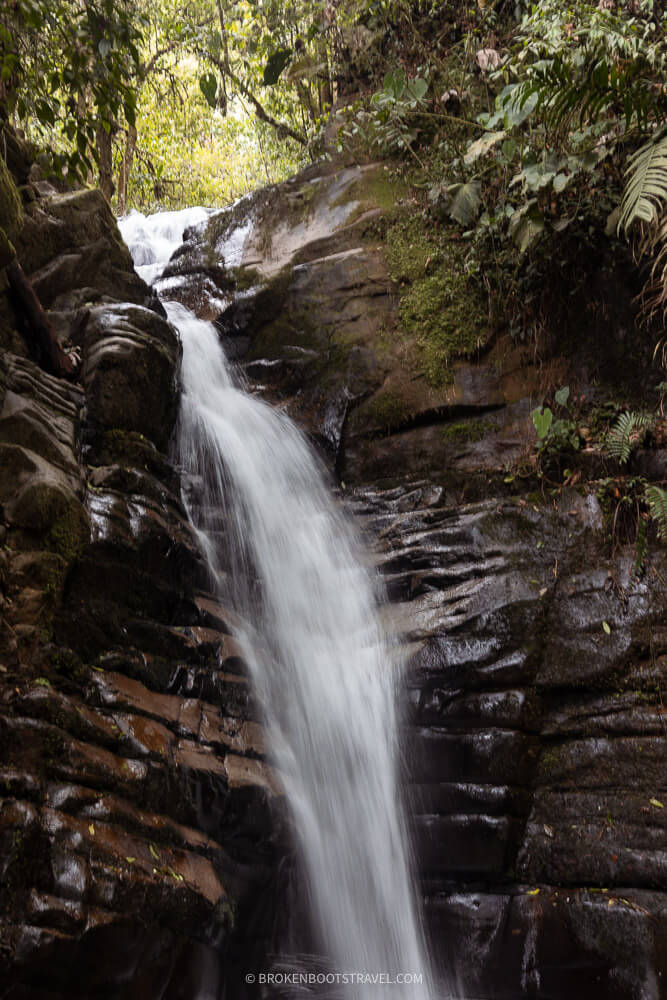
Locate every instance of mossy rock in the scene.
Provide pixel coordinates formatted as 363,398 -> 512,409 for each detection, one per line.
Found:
352,388 -> 415,435
12,480 -> 89,562
330,166 -> 408,223
0,153 -> 23,269
385,217 -> 491,386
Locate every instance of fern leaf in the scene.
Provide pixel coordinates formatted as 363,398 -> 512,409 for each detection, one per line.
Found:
639,213 -> 667,323
645,485 -> 667,541
619,131 -> 667,234
604,411 -> 652,465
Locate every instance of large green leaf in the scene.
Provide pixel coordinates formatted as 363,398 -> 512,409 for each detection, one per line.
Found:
532,406 -> 553,440
383,68 -> 406,101
407,77 -> 428,102
448,179 -> 482,226
464,130 -> 506,167
509,201 -> 545,252
199,72 -> 218,109
263,48 -> 292,86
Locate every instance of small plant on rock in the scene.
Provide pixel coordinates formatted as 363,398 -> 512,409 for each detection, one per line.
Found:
531,386 -> 581,468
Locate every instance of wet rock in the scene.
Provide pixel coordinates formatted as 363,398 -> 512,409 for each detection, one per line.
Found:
82,303 -> 180,450
0,188 -> 281,999
357,479 -> 667,997
15,189 -> 151,309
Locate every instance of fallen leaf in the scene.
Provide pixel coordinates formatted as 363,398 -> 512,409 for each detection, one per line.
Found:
649,798 -> 664,809
89,824 -> 95,835
602,621 -> 611,635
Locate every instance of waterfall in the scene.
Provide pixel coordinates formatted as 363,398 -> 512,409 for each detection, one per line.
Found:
119,210 -> 432,999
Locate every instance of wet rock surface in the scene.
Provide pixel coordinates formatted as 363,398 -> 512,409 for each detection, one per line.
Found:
348,483 -> 667,999
0,151 -> 285,999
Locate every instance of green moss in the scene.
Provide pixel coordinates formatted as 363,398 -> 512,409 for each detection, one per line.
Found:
49,506 -> 88,564
383,214 -> 490,387
15,482 -> 88,564
386,216 -> 442,284
357,389 -> 414,434
399,268 -> 488,385
99,428 -> 152,466
229,265 -> 262,291
331,168 -> 408,222
49,647 -> 87,683
440,419 -> 495,444
540,745 -> 565,776
38,553 -> 69,601
0,153 -> 23,245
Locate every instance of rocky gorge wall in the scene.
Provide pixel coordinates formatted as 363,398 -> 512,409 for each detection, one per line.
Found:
0,138 -> 285,998
165,161 -> 667,999
0,138 -> 665,1000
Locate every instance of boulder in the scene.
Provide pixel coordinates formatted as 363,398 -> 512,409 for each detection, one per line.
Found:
82,303 -> 180,450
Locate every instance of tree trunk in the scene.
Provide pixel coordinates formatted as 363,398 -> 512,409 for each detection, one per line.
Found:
96,123 -> 114,203
6,260 -> 76,379
117,124 -> 137,216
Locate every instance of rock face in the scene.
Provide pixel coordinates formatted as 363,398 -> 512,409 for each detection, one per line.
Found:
1,143 -> 665,1000
0,150 -> 284,998
175,161 -> 667,997
349,484 -> 667,999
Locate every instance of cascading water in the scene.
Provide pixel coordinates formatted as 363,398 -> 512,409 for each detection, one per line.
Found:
119,209 -> 433,999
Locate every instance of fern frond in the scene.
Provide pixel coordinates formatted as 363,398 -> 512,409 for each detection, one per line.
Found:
619,131 -> 667,233
639,212 -> 667,323
604,411 -> 652,465
514,51 -> 657,138
645,485 -> 667,541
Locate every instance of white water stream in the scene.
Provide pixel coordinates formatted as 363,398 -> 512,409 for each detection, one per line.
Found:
119,209 -> 432,999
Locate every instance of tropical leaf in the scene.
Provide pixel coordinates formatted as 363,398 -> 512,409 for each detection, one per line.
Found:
406,77 -> 428,102
447,179 -> 482,226
509,201 -> 545,253
383,68 -> 406,101
464,130 -> 506,167
199,72 -> 217,109
618,131 -> 667,233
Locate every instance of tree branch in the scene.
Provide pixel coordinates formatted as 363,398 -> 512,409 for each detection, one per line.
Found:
206,5 -> 307,147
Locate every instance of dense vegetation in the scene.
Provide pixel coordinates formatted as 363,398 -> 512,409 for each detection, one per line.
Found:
1,0 -> 666,538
